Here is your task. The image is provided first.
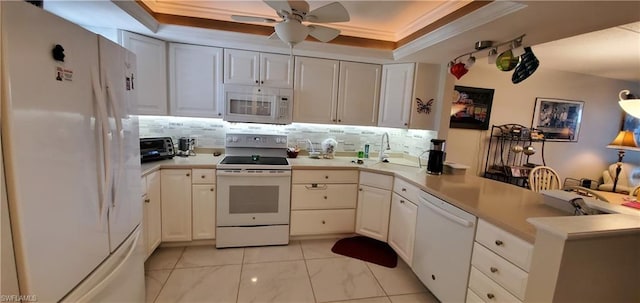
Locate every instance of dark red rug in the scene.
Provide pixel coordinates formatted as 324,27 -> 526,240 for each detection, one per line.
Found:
331,236 -> 398,268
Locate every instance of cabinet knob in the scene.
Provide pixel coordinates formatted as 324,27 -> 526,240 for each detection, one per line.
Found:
359,188 -> 363,191
201,175 -> 206,178
401,188 -> 407,192
486,293 -> 495,299
210,188 -> 214,192
325,176 -> 329,179
186,173 -> 190,177
495,240 -> 504,246
255,80 -> 259,84
490,267 -> 498,273
144,198 -> 150,203
324,196 -> 327,199
322,220 -> 326,224
400,200 -> 405,204
218,112 -> 222,116
260,80 -> 264,84
338,119 -> 341,122
404,123 -> 408,126
332,119 -> 336,122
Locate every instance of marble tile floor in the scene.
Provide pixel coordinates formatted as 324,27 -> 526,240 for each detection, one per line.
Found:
145,238 -> 440,303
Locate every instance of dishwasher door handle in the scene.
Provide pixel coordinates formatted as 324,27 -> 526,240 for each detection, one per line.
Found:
419,197 -> 474,228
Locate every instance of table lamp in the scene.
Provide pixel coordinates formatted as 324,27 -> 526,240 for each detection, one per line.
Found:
606,130 -> 638,192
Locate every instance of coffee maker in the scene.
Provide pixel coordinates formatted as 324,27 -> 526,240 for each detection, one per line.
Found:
427,139 -> 446,175
177,137 -> 195,157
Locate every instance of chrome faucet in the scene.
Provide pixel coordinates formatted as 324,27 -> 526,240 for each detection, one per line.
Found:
379,132 -> 390,162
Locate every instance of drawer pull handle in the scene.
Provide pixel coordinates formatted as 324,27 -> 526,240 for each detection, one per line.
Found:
486,293 -> 495,299
490,267 -> 498,273
322,220 -> 326,224
144,198 -> 150,203
495,240 -> 504,246
305,184 -> 327,190
402,188 -> 407,192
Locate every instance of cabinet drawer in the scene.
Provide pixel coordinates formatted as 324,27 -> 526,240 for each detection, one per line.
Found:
290,209 -> 355,235
192,169 -> 216,184
466,288 -> 484,303
293,170 -> 358,184
291,184 -> 357,210
468,267 -> 522,303
359,171 -> 393,190
476,219 -> 533,271
472,243 -> 528,300
393,177 -> 420,203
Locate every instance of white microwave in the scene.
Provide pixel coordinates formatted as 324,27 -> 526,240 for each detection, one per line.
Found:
223,84 -> 293,124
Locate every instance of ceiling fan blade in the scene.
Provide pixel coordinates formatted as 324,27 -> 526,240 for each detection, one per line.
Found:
305,2 -> 350,23
264,0 -> 292,15
308,25 -> 340,42
231,15 -> 277,23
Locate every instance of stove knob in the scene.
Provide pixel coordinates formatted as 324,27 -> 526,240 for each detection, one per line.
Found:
227,136 -> 238,143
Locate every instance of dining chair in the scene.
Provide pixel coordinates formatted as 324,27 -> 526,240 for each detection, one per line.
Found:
528,166 -> 561,192
631,185 -> 640,198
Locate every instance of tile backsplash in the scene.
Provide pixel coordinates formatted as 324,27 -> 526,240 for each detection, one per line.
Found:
138,116 -> 439,157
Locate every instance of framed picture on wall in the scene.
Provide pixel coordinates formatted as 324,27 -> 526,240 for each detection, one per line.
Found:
450,86 -> 495,130
531,97 -> 584,142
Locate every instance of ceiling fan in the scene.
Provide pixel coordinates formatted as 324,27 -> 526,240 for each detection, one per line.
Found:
231,0 -> 350,48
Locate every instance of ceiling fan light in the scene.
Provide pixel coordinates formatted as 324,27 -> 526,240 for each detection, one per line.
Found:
618,90 -> 640,118
275,20 -> 309,47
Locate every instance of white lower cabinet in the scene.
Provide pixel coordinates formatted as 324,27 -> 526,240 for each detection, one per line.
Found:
387,193 -> 417,265
290,169 -> 358,236
160,169 -> 192,242
388,178 -> 419,266
355,172 -> 393,242
142,171 -> 161,259
467,219 -> 533,302
192,184 -> 216,240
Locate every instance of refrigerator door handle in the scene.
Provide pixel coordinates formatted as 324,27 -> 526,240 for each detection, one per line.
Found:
105,76 -> 124,208
91,67 -> 111,222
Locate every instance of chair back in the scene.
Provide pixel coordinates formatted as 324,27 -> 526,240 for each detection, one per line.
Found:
529,166 -> 561,192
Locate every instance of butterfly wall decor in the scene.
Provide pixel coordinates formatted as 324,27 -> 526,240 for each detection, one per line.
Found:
416,98 -> 434,114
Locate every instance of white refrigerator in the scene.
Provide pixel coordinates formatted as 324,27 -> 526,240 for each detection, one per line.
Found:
1,2 -> 145,302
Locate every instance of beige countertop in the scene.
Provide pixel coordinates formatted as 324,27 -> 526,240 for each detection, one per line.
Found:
140,154 -> 571,243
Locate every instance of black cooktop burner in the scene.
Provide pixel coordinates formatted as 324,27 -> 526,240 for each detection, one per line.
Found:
220,156 -> 289,165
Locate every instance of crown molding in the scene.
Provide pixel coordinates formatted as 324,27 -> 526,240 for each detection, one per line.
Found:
396,1 -> 471,41
114,0 -> 159,32
393,1 -> 527,60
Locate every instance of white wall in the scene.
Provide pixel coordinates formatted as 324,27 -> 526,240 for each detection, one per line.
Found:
444,58 -> 640,182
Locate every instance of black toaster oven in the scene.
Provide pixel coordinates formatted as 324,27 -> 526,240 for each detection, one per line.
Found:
140,137 -> 174,163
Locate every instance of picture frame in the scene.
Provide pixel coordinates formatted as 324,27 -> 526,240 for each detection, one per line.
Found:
450,86 -> 495,130
531,97 -> 584,142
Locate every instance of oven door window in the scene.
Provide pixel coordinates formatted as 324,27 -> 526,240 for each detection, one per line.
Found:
229,185 -> 279,214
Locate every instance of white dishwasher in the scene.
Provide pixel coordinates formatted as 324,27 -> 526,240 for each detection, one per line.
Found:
413,190 -> 477,303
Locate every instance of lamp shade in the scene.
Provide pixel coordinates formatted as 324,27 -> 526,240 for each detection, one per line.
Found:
619,90 -> 640,118
607,130 -> 638,149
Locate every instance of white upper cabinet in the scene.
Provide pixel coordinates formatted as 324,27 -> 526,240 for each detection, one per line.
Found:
224,49 -> 292,88
293,57 -> 339,124
337,62 -> 381,126
119,31 -> 167,115
378,63 -> 441,129
294,57 -> 381,125
169,43 -> 223,118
